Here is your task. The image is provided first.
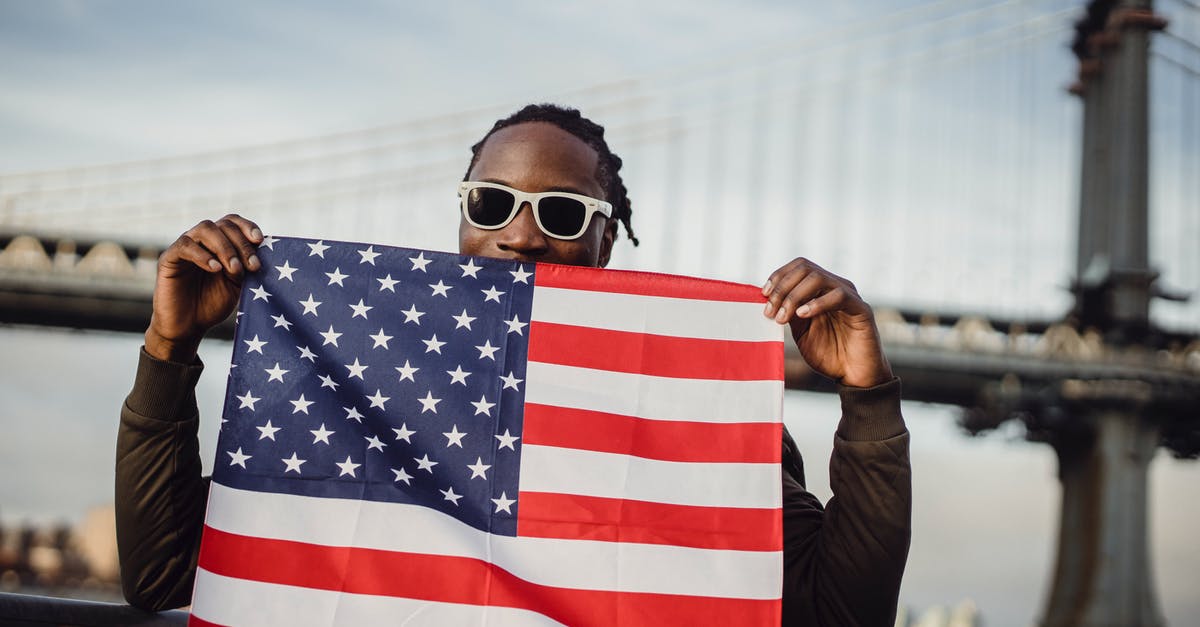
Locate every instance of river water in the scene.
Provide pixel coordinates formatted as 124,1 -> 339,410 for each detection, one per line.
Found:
1,325 -> 1197,625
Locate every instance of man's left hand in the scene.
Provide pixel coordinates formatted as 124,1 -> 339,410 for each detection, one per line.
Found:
762,257 -> 893,388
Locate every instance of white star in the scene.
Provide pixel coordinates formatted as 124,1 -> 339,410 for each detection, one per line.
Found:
299,294 -> 322,316
345,358 -> 368,379
349,299 -> 373,319
237,390 -> 260,410
310,423 -> 334,444
358,245 -> 381,265
369,328 -> 393,349
250,285 -> 271,302
471,395 -> 495,416
281,452 -> 306,474
401,304 -> 425,325
500,372 -> 523,391
443,425 -> 467,448
446,365 -> 471,385
271,314 -> 293,331
256,420 -> 280,440
459,259 -> 482,278
510,266 -> 532,284
259,235 -> 278,250
395,360 -> 419,382
417,391 -> 441,413
325,267 -> 349,286
377,274 -> 399,292
365,434 -> 387,451
414,454 -> 438,473
440,486 -> 463,506
467,457 -> 491,480
318,374 -> 340,390
320,325 -> 342,347
391,467 -> 413,485
492,491 -> 516,514
343,406 -> 364,423
504,315 -> 527,335
297,345 -> 317,362
409,252 -> 431,272
367,389 -> 390,409
495,429 -> 520,451
227,447 -> 251,468
336,455 -> 361,477
422,334 -> 446,354
244,335 -> 267,354
429,280 -> 452,297
290,394 -> 313,414
475,340 -> 499,360
307,240 -> 330,257
393,423 -> 416,442
275,261 -> 297,281
446,310 -> 473,332
481,285 -> 505,302
264,363 -> 289,383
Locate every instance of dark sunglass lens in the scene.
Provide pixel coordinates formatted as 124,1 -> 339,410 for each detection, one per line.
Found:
466,187 -> 516,227
537,196 -> 588,238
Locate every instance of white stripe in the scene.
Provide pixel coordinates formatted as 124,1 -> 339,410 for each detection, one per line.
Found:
191,567 -> 565,627
205,483 -> 781,600
531,286 -> 783,343
524,362 -> 784,424
520,444 -> 781,509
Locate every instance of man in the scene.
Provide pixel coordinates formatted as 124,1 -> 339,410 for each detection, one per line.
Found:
118,104 -> 911,625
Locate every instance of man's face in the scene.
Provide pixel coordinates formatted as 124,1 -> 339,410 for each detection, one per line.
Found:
459,122 -> 616,268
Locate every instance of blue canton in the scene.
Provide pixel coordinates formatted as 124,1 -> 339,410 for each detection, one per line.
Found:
214,237 -> 535,537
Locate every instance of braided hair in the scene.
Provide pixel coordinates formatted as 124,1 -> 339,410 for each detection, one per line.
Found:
464,103 -> 639,246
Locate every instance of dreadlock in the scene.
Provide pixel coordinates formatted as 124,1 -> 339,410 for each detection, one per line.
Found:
464,103 -> 639,246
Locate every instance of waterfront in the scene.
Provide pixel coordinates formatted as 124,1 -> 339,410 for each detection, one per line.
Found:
2,325 -> 1198,625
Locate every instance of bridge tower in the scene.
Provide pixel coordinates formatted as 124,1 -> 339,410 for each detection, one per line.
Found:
1040,0 -> 1172,624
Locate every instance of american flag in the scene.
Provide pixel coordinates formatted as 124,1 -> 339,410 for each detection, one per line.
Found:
190,236 -> 785,626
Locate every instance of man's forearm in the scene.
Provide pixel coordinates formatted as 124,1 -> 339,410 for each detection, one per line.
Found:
115,348 -> 210,610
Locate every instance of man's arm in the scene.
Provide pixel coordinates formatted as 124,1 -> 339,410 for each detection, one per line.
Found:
116,348 -> 211,610
780,379 -> 911,626
116,214 -> 262,609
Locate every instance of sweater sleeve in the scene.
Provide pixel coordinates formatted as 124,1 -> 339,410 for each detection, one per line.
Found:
115,347 -> 211,611
780,377 -> 912,626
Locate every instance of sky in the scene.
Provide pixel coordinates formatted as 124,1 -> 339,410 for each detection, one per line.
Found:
0,0 -> 880,171
1,0 -> 1198,624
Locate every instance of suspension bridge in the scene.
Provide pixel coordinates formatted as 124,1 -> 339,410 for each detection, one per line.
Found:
0,0 -> 1198,625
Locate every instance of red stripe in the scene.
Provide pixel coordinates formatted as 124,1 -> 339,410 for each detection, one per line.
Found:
528,321 -> 783,381
188,617 -> 225,627
523,403 -> 780,464
198,526 -> 779,626
517,492 -> 782,552
534,263 -> 766,303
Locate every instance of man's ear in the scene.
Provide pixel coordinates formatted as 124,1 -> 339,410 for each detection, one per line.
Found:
597,219 -> 618,268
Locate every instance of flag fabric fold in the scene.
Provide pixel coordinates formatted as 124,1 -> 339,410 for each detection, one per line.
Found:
191,236 -> 785,626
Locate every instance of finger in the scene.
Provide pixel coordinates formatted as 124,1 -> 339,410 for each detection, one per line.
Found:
795,286 -> 867,320
773,272 -> 828,323
215,217 -> 262,272
762,259 -> 814,318
763,257 -> 833,295
164,234 -> 223,273
220,213 -> 264,245
186,220 -> 242,275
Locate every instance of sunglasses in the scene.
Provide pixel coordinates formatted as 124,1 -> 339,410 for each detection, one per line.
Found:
458,181 -> 613,240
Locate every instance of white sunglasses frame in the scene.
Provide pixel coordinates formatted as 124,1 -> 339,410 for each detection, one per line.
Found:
458,181 -> 613,241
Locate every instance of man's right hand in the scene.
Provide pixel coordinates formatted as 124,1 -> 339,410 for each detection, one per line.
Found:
144,214 -> 264,363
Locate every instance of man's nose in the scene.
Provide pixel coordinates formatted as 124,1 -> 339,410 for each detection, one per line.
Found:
496,203 -> 549,256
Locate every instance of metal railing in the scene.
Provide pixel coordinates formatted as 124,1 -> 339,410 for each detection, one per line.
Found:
0,592 -> 188,626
